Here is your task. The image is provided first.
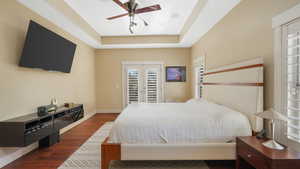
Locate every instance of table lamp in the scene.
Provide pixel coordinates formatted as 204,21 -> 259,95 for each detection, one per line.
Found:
256,109 -> 285,150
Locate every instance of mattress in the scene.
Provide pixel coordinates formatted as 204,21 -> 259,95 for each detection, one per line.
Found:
108,101 -> 252,144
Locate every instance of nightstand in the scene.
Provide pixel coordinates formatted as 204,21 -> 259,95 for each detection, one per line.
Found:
236,136 -> 300,169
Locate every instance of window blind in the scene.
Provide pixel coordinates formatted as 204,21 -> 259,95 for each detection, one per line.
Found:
286,21 -> 300,142
146,70 -> 158,103
127,69 -> 139,104
195,64 -> 205,98
198,64 -> 204,98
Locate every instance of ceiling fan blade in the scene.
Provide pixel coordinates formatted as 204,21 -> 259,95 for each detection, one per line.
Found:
112,0 -> 129,11
135,4 -> 161,14
107,13 -> 129,20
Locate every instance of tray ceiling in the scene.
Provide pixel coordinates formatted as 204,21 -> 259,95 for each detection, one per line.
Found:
65,0 -> 198,36
17,0 -> 241,48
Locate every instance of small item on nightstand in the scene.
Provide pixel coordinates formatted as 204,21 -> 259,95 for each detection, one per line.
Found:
256,129 -> 267,139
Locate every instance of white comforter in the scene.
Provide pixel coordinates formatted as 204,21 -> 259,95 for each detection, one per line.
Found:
108,101 -> 252,144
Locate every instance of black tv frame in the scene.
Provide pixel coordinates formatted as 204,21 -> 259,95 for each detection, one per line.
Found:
19,20 -> 77,73
165,66 -> 186,82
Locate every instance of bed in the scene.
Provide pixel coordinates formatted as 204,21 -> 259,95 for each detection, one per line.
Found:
101,58 -> 264,169
109,101 -> 252,144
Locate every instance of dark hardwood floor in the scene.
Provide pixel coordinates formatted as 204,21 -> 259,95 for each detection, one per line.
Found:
2,113 -> 118,169
2,113 -> 235,169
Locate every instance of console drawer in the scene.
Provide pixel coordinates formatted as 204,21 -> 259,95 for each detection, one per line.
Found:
53,114 -> 73,130
24,125 -> 53,146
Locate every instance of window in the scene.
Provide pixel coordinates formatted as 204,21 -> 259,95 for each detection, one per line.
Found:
146,69 -> 159,103
273,3 -> 300,150
123,62 -> 163,106
195,66 -> 204,98
283,20 -> 300,142
127,69 -> 140,104
195,56 -> 205,98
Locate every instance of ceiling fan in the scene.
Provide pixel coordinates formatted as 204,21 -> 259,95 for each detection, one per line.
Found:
107,0 -> 162,34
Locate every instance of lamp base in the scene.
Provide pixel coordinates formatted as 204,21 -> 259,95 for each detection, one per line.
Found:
262,140 -> 285,150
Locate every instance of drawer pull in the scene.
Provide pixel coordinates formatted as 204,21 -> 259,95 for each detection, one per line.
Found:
247,154 -> 252,158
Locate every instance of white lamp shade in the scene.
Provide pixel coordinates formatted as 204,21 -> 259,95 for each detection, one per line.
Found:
256,110 -> 275,120
256,109 -> 288,121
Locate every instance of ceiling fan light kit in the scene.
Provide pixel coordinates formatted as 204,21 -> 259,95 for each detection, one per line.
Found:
108,0 -> 162,34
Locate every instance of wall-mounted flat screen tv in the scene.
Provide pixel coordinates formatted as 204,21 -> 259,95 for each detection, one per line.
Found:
166,66 -> 186,82
19,20 -> 77,73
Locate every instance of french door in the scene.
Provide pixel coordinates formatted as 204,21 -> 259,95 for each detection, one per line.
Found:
123,63 -> 163,106
282,19 -> 300,142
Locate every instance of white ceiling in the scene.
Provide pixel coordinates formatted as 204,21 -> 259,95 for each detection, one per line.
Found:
65,0 -> 198,36
17,0 -> 242,48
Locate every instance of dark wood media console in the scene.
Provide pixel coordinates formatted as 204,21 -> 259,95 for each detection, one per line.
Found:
0,104 -> 84,148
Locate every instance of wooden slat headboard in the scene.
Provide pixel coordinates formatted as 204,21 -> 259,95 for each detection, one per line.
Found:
202,58 -> 264,132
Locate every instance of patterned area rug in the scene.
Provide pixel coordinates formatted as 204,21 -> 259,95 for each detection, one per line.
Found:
58,122 -> 209,169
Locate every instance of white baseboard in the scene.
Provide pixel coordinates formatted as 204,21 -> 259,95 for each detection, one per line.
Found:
0,112 -> 96,168
97,109 -> 122,113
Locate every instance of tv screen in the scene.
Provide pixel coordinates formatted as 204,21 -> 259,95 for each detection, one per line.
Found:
166,66 -> 186,82
19,20 -> 77,73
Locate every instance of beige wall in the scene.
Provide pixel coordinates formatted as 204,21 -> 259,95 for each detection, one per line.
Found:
0,0 -> 97,166
0,0 -> 97,121
191,0 -> 300,109
95,48 -> 191,111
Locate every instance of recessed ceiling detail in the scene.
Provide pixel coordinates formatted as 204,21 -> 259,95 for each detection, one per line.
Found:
17,0 -> 242,48
65,0 -> 198,36
101,35 -> 179,45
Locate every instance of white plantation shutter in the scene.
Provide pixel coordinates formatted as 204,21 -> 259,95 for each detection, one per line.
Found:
146,69 -> 159,103
195,58 -> 205,98
285,20 -> 300,142
124,63 -> 162,106
127,69 -> 139,104
198,64 -> 204,98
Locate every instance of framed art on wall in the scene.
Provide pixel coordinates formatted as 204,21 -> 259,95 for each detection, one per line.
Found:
166,66 -> 186,82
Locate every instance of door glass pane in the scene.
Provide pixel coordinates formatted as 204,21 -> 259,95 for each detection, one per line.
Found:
125,64 -> 162,105
287,29 -> 300,142
127,69 -> 139,104
146,69 -> 158,103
